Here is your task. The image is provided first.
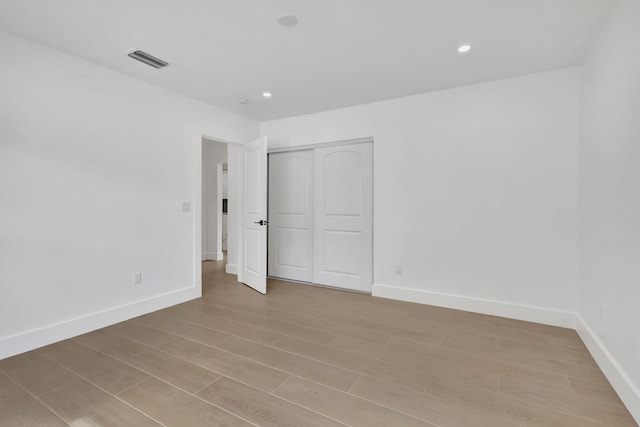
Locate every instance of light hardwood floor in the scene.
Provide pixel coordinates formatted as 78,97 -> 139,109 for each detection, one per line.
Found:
1,259 -> 636,426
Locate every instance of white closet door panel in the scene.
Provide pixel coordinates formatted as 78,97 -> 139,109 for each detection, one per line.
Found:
268,150 -> 313,282
276,228 -> 310,268
313,143 -> 373,292
322,230 -> 360,274
323,152 -> 362,216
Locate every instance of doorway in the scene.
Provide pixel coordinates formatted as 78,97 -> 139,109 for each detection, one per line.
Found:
201,139 -> 228,263
195,133 -> 269,297
198,136 -> 245,292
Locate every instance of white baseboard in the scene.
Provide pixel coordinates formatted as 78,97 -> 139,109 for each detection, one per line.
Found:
226,263 -> 238,275
215,252 -> 224,261
202,252 -> 217,261
0,286 -> 199,360
576,316 -> 640,424
371,284 -> 577,329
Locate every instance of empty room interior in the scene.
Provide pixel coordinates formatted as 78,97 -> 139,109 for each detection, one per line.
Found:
1,0 -> 639,426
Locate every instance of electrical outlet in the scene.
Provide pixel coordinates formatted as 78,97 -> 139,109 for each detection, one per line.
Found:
395,265 -> 403,275
133,272 -> 143,285
599,304 -> 605,322
182,202 -> 191,212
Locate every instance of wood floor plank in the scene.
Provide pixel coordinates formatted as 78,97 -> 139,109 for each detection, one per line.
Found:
198,376 -> 346,427
271,333 -> 429,391
188,303 -> 337,345
492,318 -> 584,343
387,335 -> 574,393
350,375 -> 518,427
0,372 -> 68,427
327,334 -> 387,359
158,337 -> 290,393
119,377 -> 252,427
426,376 -> 604,427
75,330 -> 219,393
201,291 -> 348,328
567,376 -> 628,408
204,285 -> 488,349
406,309 -> 590,354
205,293 -> 496,360
377,344 -> 500,391
217,336 -> 359,391
105,321 -> 176,347
158,306 -> 211,323
442,333 -> 608,383
259,291 -> 418,328
168,310 -> 294,347
201,295 -> 391,344
39,378 -> 160,426
132,312 -> 231,347
229,290 -> 504,354
0,351 -> 79,396
499,376 -> 637,426
447,332 -> 599,369
497,336 -> 598,367
38,339 -> 149,394
492,326 -> 590,354
273,376 -> 435,427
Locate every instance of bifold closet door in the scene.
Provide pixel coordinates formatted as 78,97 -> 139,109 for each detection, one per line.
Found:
268,150 -> 314,282
313,143 -> 373,292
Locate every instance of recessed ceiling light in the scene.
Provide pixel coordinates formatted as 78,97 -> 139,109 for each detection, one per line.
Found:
457,44 -> 472,54
262,91 -> 272,98
278,14 -> 298,27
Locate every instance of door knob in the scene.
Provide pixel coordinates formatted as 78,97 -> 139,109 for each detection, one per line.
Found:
253,220 -> 269,226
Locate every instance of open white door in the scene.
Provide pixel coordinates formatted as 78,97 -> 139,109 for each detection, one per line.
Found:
241,136 -> 268,294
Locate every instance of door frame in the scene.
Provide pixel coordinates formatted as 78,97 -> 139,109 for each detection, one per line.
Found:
192,127 -> 244,297
202,149 -> 226,262
266,136 -> 375,292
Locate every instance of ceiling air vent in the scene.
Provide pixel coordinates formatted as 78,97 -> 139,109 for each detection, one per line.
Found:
127,50 -> 169,69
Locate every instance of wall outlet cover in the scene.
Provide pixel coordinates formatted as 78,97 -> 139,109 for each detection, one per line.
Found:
133,272 -> 143,285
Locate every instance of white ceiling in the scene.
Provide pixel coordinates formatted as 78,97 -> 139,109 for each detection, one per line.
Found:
0,0 -> 617,121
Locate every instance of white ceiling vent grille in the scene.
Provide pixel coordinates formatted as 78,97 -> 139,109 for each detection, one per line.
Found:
127,50 -> 169,69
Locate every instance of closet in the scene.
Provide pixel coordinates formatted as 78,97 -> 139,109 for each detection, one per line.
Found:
268,141 -> 373,293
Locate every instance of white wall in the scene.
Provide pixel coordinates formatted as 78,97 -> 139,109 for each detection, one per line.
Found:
261,68 -> 580,325
0,31 -> 258,359
225,145 -> 242,275
578,0 -> 640,419
202,140 -> 228,261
